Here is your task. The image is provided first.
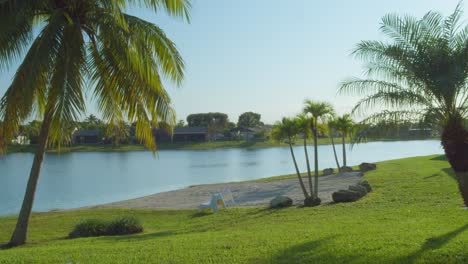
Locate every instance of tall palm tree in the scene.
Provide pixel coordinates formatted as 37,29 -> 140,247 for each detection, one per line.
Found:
303,100 -> 335,199
334,114 -> 354,168
0,0 -> 190,247
271,118 -> 310,199
295,114 -> 314,196
340,3 -> 468,206
327,119 -> 341,171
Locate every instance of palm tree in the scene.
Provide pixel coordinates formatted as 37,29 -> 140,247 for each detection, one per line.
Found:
0,0 -> 190,247
303,100 -> 335,199
84,114 -> 102,129
334,114 -> 354,168
271,118 -> 310,199
327,119 -> 341,171
106,120 -> 130,145
340,3 -> 468,206
295,114 -> 314,196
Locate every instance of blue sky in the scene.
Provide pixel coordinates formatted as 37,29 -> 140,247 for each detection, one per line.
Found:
0,0 -> 463,124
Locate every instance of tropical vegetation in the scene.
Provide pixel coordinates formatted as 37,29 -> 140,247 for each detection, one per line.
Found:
303,100 -> 335,203
271,117 -> 310,199
340,3 -> 468,207
0,0 -> 191,247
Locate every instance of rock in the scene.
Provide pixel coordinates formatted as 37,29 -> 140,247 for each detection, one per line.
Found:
322,168 -> 334,176
270,195 -> 293,208
304,197 -> 321,207
332,190 -> 361,203
358,180 -> 372,192
348,184 -> 368,197
340,166 -> 353,172
359,162 -> 377,172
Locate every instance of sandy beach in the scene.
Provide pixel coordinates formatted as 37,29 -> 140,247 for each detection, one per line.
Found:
91,171 -> 364,209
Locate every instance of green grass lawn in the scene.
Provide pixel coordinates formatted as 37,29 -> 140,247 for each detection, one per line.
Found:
0,155 -> 467,263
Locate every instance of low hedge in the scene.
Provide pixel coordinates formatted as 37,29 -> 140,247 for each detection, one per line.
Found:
69,216 -> 143,238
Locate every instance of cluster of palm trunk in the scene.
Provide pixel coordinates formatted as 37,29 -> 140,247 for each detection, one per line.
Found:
272,101 -> 354,204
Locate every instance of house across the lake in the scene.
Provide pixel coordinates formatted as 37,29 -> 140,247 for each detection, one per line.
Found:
72,129 -> 101,144
154,126 -> 208,142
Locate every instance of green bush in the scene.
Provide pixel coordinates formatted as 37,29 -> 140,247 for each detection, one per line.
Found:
69,219 -> 108,238
107,216 -> 143,235
69,216 -> 143,238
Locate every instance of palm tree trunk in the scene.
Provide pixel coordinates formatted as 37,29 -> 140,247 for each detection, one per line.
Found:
330,136 -> 341,171
303,138 -> 313,195
313,128 -> 319,198
441,123 -> 468,207
8,110 -> 53,247
289,139 -> 309,199
342,134 -> 347,167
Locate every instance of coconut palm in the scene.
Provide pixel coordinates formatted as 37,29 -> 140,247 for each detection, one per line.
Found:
271,118 -> 310,199
0,0 -> 190,247
295,114 -> 314,195
303,100 -> 335,199
106,120 -> 130,145
340,3 -> 468,206
334,114 -> 354,168
327,119 -> 341,171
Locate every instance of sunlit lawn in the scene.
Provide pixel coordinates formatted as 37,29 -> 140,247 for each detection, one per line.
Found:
0,155 -> 466,263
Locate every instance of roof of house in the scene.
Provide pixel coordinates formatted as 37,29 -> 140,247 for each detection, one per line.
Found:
74,129 -> 100,137
174,126 -> 208,135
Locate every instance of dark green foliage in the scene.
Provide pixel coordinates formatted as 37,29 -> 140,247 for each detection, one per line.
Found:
68,219 -> 109,238
237,112 -> 262,128
69,216 -> 143,238
107,216 -> 143,236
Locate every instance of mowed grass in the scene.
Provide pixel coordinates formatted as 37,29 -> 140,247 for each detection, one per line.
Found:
0,155 -> 467,263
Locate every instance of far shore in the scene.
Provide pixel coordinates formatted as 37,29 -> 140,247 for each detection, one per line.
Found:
7,137 -> 437,154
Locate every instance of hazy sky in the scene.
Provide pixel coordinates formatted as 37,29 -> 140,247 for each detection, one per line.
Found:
0,0 -> 464,124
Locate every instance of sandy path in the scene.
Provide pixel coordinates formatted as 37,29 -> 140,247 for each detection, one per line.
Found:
91,172 -> 363,209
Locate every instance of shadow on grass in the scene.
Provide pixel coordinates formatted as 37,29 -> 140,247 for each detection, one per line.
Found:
255,235 -> 347,263
430,155 -> 447,161
99,231 -> 176,242
441,168 -> 457,181
190,211 -> 213,218
403,224 -> 468,263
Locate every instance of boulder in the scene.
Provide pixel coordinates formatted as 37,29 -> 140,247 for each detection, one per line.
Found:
270,196 -> 293,208
322,168 -> 334,176
358,180 -> 372,192
304,197 -> 321,207
332,190 -> 361,203
340,166 -> 353,172
359,162 -> 377,172
348,184 -> 368,197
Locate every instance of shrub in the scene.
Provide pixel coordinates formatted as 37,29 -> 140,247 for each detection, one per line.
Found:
69,216 -> 143,238
107,216 -> 143,236
69,219 -> 108,238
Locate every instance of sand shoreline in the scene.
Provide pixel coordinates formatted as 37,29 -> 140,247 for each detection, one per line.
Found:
89,172 -> 364,209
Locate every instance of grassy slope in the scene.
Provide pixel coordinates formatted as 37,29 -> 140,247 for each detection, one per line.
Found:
0,155 -> 467,263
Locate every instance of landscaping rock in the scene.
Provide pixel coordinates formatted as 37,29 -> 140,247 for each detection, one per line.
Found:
322,168 -> 334,176
340,166 -> 353,172
348,184 -> 368,197
304,197 -> 321,207
270,195 -> 293,208
332,190 -> 361,203
359,162 -> 377,172
358,180 -> 372,192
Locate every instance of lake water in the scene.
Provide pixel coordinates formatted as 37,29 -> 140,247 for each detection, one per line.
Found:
0,140 -> 443,216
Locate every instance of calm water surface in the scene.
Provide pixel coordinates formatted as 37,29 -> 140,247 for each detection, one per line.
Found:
0,140 -> 442,216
